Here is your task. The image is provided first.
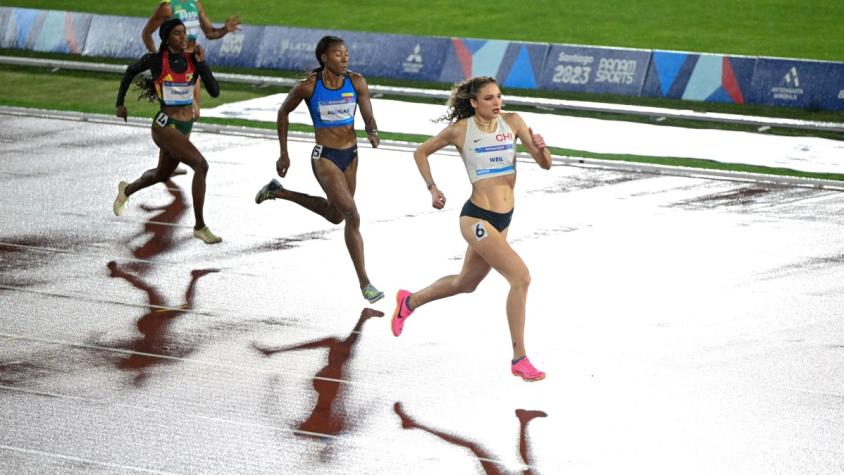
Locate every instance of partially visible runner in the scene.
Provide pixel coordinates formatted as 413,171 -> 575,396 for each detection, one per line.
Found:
142,0 -> 240,120
114,18 -> 222,244
254,35 -> 384,303
142,0 -> 240,177
391,76 -> 552,382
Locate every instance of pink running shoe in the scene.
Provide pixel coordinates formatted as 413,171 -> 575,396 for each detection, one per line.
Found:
511,357 -> 546,382
391,289 -> 414,337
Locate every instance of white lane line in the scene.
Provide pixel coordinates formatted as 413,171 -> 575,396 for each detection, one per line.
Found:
0,332 -> 363,387
0,241 -> 304,279
0,443 -> 176,474
0,241 -> 163,266
0,284 -> 365,336
0,385 -> 541,471
0,284 -> 214,317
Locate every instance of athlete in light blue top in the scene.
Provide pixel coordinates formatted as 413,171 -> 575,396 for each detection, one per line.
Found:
254,36 -> 385,304
306,69 -> 358,130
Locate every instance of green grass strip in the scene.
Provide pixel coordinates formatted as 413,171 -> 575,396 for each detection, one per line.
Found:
5,0 -> 843,61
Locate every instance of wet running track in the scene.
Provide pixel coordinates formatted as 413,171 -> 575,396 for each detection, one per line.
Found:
1,113 -> 843,474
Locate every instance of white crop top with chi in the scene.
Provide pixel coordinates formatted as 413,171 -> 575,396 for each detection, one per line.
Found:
461,116 -> 517,183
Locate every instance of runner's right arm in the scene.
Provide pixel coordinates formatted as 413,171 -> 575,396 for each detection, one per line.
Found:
192,46 -> 219,98
275,79 -> 309,177
413,124 -> 457,209
116,54 -> 156,108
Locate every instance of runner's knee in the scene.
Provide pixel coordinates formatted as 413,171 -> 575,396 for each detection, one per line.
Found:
337,203 -> 359,226
508,269 -> 531,290
152,169 -> 171,182
455,277 -> 481,294
189,158 -> 208,175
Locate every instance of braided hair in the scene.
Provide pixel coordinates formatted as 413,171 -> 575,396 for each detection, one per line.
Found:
437,76 -> 498,123
312,35 -> 345,73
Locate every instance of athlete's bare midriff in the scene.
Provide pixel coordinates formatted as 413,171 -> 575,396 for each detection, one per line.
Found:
315,125 -> 357,149
468,174 -> 516,213
162,104 -> 194,122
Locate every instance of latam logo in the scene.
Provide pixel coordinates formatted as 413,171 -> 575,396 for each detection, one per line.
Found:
496,132 -> 513,142
783,67 -> 800,87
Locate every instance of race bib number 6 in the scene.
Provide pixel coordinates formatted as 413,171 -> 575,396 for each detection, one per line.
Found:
473,222 -> 487,241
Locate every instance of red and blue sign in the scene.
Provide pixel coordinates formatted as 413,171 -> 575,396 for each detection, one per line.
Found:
642,51 -> 756,104
439,38 -> 549,90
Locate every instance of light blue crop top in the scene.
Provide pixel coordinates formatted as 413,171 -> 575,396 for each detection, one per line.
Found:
306,73 -> 357,128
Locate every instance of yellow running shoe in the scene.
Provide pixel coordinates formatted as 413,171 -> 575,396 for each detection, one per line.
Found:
361,283 -> 384,304
193,226 -> 222,244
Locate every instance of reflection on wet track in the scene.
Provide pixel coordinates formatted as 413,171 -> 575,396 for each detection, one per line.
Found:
394,403 -> 547,474
256,307 -> 384,437
1,115 -> 842,474
104,262 -> 218,387
128,180 -> 188,263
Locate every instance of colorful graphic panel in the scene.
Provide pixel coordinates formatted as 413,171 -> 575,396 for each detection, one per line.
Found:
642,51 -> 756,104
439,38 -> 548,89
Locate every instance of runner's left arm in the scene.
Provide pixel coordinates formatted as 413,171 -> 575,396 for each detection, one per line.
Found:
193,46 -> 219,98
196,0 -> 241,40
510,113 -> 552,170
352,74 -> 380,148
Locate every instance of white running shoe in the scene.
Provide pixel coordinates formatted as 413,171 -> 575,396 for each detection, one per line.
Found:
113,181 -> 128,216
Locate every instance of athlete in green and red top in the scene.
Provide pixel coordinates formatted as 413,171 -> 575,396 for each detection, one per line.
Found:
141,0 -> 240,119
115,19 -> 223,245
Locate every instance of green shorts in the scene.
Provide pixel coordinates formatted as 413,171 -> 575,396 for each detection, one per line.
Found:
152,111 -> 193,136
